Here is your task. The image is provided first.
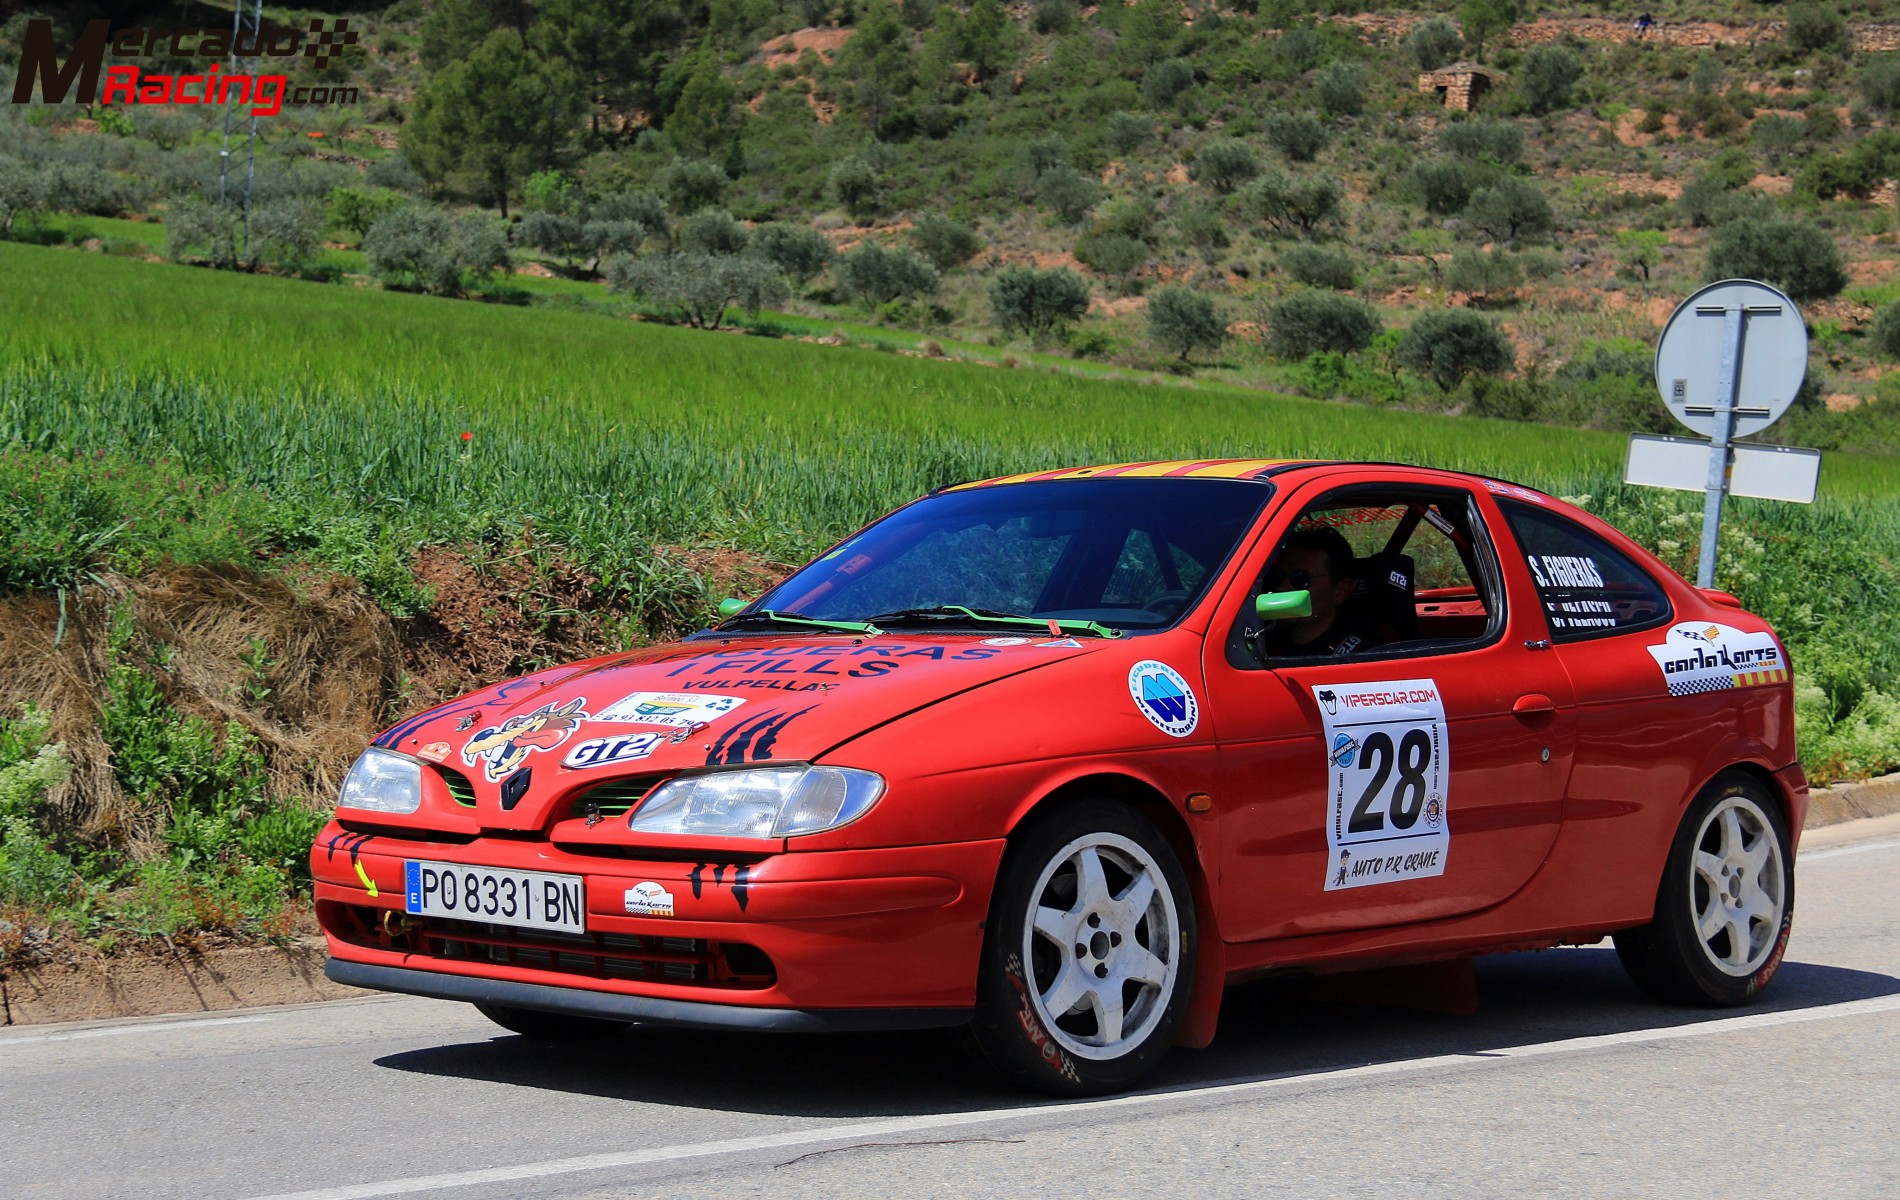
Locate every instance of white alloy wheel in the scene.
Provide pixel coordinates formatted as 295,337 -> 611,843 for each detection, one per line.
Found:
1689,795 -> 1788,977
1021,831 -> 1183,1061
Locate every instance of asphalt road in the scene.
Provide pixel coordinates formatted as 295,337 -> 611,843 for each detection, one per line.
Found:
5,822 -> 1898,1200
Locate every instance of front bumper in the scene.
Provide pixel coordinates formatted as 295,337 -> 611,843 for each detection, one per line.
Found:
312,826 -> 1005,1015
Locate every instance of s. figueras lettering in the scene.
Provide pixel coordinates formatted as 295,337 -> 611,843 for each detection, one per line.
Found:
10,18 -> 360,116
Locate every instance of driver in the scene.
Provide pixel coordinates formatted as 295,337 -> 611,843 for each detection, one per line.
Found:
1259,527 -> 1370,657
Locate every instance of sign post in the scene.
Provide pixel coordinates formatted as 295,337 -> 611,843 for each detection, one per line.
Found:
1640,279 -> 1815,587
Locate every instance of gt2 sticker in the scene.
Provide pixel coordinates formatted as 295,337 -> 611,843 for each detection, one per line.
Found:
1646,622 -> 1787,697
564,732 -> 665,770
1129,660 -> 1199,737
1316,679 -> 1450,891
623,881 -> 675,917
462,699 -> 588,782
594,691 -> 746,728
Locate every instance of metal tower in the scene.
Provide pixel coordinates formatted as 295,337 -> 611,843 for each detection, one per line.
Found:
216,0 -> 266,249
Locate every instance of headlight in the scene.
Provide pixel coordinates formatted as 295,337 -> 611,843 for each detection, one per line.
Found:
629,765 -> 884,838
338,747 -> 423,815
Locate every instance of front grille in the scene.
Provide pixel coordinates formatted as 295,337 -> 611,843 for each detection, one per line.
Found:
432,765 -> 478,807
569,774 -> 664,819
320,901 -> 775,990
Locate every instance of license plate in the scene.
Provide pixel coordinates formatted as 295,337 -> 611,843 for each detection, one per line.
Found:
403,862 -> 586,934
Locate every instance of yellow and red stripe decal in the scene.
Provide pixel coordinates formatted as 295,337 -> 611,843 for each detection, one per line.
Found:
1734,667 -> 1789,688
947,458 -> 1307,491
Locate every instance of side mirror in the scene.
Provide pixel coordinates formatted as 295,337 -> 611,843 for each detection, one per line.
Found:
717,597 -> 748,617
1256,590 -> 1312,619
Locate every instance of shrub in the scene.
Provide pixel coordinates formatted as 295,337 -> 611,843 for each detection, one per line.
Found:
750,222 -> 833,284
246,199 -> 323,276
1444,247 -> 1525,296
590,190 -> 670,241
910,212 -> 981,271
836,242 -> 941,304
989,266 -> 1092,334
1463,178 -> 1553,242
656,158 -> 728,213
1077,232 -> 1148,283
1518,45 -> 1584,115
1147,286 -> 1225,361
1263,111 -> 1328,162
827,154 -> 883,219
1245,171 -> 1344,237
1280,244 -> 1356,289
1314,61 -> 1365,117
1276,27 -> 1320,71
1396,310 -> 1514,390
1704,218 -> 1847,302
1142,58 -> 1195,107
604,252 -> 789,328
165,199 -> 320,274
1862,56 -> 1900,115
1406,16 -> 1463,72
1176,205 -> 1230,256
1267,290 -> 1380,358
1784,4 -> 1846,55
1410,159 -> 1477,215
1872,303 -> 1900,360
679,208 -> 749,256
323,186 -> 404,238
1439,119 -> 1523,164
1037,166 -> 1103,223
517,210 -> 588,264
363,206 -> 508,296
1105,112 -> 1152,154
1190,140 -> 1261,194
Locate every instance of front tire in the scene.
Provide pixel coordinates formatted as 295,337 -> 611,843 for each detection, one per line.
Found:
474,1003 -> 630,1040
967,800 -> 1196,1095
1615,772 -> 1794,1006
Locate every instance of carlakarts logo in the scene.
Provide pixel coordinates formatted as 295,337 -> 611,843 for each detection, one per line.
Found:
11,18 -> 361,117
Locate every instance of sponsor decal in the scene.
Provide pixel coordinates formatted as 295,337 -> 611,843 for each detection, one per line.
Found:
623,881 -> 675,917
1526,554 -> 1606,590
415,741 -> 450,763
654,641 -> 1000,682
1388,569 -> 1410,590
594,691 -> 746,729
462,698 -> 588,782
1645,622 -> 1788,697
1036,638 -> 1084,648
563,732 -> 665,770
1004,952 -> 1080,1083
1315,678 -> 1451,891
1128,660 -> 1199,738
982,636 -> 1033,646
1483,479 -> 1546,504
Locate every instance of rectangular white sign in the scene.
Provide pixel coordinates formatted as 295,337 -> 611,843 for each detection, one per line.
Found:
1314,679 -> 1451,891
1624,434 -> 1821,504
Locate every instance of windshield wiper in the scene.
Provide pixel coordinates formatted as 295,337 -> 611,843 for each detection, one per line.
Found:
714,610 -> 883,636
863,605 -> 1122,639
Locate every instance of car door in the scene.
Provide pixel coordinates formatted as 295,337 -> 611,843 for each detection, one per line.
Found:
1203,478 -> 1579,942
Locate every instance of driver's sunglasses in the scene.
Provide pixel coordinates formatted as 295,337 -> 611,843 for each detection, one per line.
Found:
1265,568 -> 1330,590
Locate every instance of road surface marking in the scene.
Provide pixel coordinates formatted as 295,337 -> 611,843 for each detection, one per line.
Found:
1802,837 -> 1900,862
245,993 -> 1900,1200
0,1013 -> 274,1048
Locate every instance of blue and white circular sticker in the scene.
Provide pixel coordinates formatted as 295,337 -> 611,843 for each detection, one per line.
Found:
1128,660 -> 1199,738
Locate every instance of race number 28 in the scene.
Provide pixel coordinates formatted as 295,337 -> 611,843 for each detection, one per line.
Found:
1347,728 -> 1433,833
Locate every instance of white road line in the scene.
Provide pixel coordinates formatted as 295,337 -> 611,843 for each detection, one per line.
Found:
245,993 -> 1900,1200
1802,837 -> 1900,861
0,1013 -> 274,1047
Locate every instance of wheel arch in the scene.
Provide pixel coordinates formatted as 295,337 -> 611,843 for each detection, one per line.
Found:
1002,771 -> 1227,1049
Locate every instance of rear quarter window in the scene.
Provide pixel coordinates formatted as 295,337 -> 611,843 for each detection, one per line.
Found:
1499,501 -> 1672,641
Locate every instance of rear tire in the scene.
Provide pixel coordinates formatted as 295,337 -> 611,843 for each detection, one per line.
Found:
474,1003 -> 630,1040
966,800 -> 1196,1096
1615,772 -> 1794,1006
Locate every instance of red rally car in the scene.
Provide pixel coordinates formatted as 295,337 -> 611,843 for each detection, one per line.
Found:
314,459 -> 1805,1094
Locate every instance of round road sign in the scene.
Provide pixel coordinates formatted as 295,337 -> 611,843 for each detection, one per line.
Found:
1654,279 -> 1807,440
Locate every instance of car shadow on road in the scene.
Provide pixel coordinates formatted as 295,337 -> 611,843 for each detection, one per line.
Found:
371,947 -> 1897,1117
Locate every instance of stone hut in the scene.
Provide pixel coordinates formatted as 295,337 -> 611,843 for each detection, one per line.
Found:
1418,62 -> 1499,111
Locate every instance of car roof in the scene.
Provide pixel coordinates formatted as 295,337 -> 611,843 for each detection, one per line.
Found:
942,459 -> 1552,496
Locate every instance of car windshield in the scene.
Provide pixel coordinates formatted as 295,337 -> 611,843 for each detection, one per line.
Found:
747,478 -> 1273,633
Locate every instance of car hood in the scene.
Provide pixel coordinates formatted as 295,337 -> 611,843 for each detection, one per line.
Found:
371,633 -> 1113,828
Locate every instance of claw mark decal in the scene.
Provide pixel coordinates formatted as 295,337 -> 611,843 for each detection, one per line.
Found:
689,862 -> 753,911
703,706 -> 817,766
325,832 -> 379,896
462,698 -> 588,781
